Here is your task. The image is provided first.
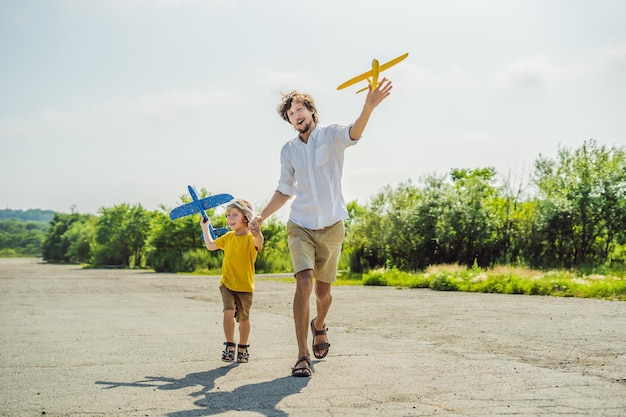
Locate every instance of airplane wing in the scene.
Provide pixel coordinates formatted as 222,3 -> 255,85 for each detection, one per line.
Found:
336,68 -> 375,91
378,52 -> 409,72
337,52 -> 409,90
200,226 -> 230,242
211,227 -> 230,239
169,193 -> 234,220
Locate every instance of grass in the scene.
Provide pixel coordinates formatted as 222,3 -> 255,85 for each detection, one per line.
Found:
336,264 -> 626,301
186,264 -> 626,301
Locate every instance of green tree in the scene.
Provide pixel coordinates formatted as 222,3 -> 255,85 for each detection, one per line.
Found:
346,169 -> 515,271
146,189 -> 225,272
493,170 -> 532,264
533,139 -> 626,266
439,168 -> 501,267
382,181 -> 424,270
0,219 -> 49,257
42,213 -> 91,262
344,184 -> 397,272
410,175 -> 452,268
145,208 -> 205,272
63,217 -> 96,263
255,217 -> 291,273
342,200 -> 368,272
92,203 -> 150,267
0,209 -> 55,222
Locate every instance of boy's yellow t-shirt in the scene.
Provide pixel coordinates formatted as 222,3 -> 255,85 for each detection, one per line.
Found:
214,231 -> 259,292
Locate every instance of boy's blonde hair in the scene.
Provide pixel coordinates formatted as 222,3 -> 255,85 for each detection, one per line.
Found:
226,199 -> 254,224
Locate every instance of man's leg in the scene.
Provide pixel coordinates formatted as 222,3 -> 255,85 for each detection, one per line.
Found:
312,281 -> 332,356
294,269 -> 314,359
310,221 -> 342,357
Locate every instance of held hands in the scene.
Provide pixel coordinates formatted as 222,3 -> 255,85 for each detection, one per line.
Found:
248,215 -> 263,235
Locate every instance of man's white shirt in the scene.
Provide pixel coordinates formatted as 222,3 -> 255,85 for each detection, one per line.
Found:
276,124 -> 358,230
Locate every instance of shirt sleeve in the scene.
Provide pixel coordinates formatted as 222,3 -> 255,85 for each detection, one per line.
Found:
214,233 -> 227,250
344,123 -> 358,141
331,123 -> 358,146
276,144 -> 295,197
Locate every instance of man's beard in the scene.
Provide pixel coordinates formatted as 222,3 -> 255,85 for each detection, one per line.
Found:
296,121 -> 312,134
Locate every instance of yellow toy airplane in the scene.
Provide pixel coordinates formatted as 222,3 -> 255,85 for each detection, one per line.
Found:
337,52 -> 409,93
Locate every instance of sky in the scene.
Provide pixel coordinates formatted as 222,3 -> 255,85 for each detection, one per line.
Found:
1,0 -> 625,221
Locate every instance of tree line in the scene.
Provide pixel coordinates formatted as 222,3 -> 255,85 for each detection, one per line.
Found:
344,139 -> 626,273
6,139 -> 626,275
0,219 -> 49,257
0,208 -> 55,222
38,196 -> 292,273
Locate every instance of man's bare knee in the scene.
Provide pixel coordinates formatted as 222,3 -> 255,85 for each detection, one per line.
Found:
295,270 -> 313,297
315,281 -> 332,300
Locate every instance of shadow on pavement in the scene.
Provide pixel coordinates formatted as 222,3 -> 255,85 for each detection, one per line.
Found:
96,365 -> 310,416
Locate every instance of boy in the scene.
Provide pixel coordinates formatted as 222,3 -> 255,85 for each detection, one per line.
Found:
201,198 -> 263,363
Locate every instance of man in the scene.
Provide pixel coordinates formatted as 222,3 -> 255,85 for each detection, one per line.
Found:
249,79 -> 394,377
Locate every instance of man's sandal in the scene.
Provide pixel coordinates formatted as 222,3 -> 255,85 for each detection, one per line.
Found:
237,344 -> 250,363
310,318 -> 330,359
291,356 -> 314,377
222,342 -> 236,362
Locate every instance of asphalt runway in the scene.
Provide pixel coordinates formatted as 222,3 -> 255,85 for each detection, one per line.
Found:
1,258 -> 625,416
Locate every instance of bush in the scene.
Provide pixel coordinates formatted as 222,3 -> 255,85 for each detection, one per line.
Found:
429,274 -> 461,291
185,248 -> 221,273
363,271 -> 387,286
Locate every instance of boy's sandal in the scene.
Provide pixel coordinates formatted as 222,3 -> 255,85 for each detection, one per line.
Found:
222,342 -> 236,362
237,344 -> 250,363
310,318 -> 330,359
291,356 -> 314,377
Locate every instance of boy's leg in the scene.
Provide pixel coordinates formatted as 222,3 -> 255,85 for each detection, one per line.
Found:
234,292 -> 253,362
238,319 -> 251,362
220,285 -> 237,344
221,310 -> 236,361
238,319 -> 250,345
219,285 -> 238,361
223,310 -> 236,343
234,292 -> 252,348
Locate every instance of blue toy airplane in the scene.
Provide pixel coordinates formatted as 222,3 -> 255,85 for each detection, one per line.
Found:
169,185 -> 233,240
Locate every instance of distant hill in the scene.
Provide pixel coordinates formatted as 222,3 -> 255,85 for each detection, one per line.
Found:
0,209 -> 56,222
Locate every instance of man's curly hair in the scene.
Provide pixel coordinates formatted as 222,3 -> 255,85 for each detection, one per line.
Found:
277,91 -> 319,124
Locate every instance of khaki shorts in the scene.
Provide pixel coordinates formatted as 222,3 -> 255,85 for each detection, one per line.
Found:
219,285 -> 253,322
287,220 -> 345,283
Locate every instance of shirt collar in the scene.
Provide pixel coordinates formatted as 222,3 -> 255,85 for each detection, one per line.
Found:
297,125 -> 319,144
